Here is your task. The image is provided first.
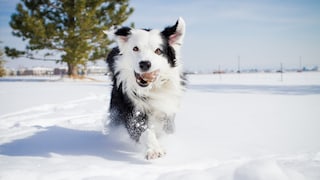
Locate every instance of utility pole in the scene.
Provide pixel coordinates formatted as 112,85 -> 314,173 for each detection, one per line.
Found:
218,64 -> 222,80
237,56 -> 241,73
280,63 -> 283,82
299,56 -> 302,72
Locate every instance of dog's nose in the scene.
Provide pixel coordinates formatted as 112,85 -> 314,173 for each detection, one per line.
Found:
139,61 -> 151,71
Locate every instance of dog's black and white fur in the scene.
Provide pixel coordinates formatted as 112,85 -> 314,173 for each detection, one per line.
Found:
104,18 -> 185,159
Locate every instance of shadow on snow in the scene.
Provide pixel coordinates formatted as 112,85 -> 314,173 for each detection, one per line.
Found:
0,126 -> 146,164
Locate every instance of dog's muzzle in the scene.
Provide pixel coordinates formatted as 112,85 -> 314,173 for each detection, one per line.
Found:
134,69 -> 160,87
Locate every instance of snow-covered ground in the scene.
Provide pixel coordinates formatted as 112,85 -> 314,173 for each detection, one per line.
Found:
0,72 -> 320,180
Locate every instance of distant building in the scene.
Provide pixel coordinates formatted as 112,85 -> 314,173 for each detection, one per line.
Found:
302,66 -> 318,72
53,67 -> 68,75
32,67 -> 54,75
15,67 -> 54,76
87,66 -> 108,75
17,68 -> 31,76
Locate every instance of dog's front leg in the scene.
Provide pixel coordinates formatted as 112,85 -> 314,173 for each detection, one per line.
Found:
140,128 -> 165,160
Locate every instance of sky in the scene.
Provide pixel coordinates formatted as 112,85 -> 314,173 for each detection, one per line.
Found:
1,0 -> 320,72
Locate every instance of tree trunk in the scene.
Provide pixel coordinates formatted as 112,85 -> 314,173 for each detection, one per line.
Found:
67,63 -> 78,78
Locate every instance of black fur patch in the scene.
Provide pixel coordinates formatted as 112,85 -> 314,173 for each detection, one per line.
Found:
162,43 -> 176,67
161,20 -> 178,39
115,27 -> 131,36
143,28 -> 151,32
106,47 -> 120,74
161,20 -> 179,67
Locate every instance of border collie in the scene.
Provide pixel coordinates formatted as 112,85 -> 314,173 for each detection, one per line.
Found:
104,18 -> 186,160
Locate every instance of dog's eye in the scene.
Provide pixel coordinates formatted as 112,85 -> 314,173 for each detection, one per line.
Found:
133,46 -> 139,52
155,48 -> 163,55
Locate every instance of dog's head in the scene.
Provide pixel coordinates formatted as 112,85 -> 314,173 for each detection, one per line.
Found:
105,18 -> 185,88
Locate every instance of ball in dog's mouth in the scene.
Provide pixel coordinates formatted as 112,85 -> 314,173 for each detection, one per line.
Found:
134,69 -> 160,87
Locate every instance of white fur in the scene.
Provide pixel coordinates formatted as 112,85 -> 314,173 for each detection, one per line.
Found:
105,18 -> 185,159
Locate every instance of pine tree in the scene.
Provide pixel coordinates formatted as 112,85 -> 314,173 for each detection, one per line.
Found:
6,0 -> 134,78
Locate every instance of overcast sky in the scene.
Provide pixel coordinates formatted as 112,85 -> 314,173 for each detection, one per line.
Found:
1,0 -> 320,71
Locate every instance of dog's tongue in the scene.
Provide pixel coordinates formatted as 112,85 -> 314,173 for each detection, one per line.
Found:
135,69 -> 160,87
140,69 -> 160,82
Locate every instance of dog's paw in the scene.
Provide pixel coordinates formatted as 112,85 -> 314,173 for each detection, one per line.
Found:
145,148 -> 166,160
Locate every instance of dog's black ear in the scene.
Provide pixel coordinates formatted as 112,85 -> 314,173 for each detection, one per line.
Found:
114,27 -> 131,42
161,17 -> 185,46
104,26 -> 131,48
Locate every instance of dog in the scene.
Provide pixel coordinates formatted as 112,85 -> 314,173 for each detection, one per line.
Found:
104,18 -> 186,160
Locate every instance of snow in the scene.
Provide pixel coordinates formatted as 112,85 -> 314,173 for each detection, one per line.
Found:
1,72 -> 320,180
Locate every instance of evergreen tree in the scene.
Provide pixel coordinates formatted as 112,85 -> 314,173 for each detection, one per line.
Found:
6,0 -> 134,77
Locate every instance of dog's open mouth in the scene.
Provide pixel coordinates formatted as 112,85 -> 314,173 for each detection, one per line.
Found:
134,69 -> 160,87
